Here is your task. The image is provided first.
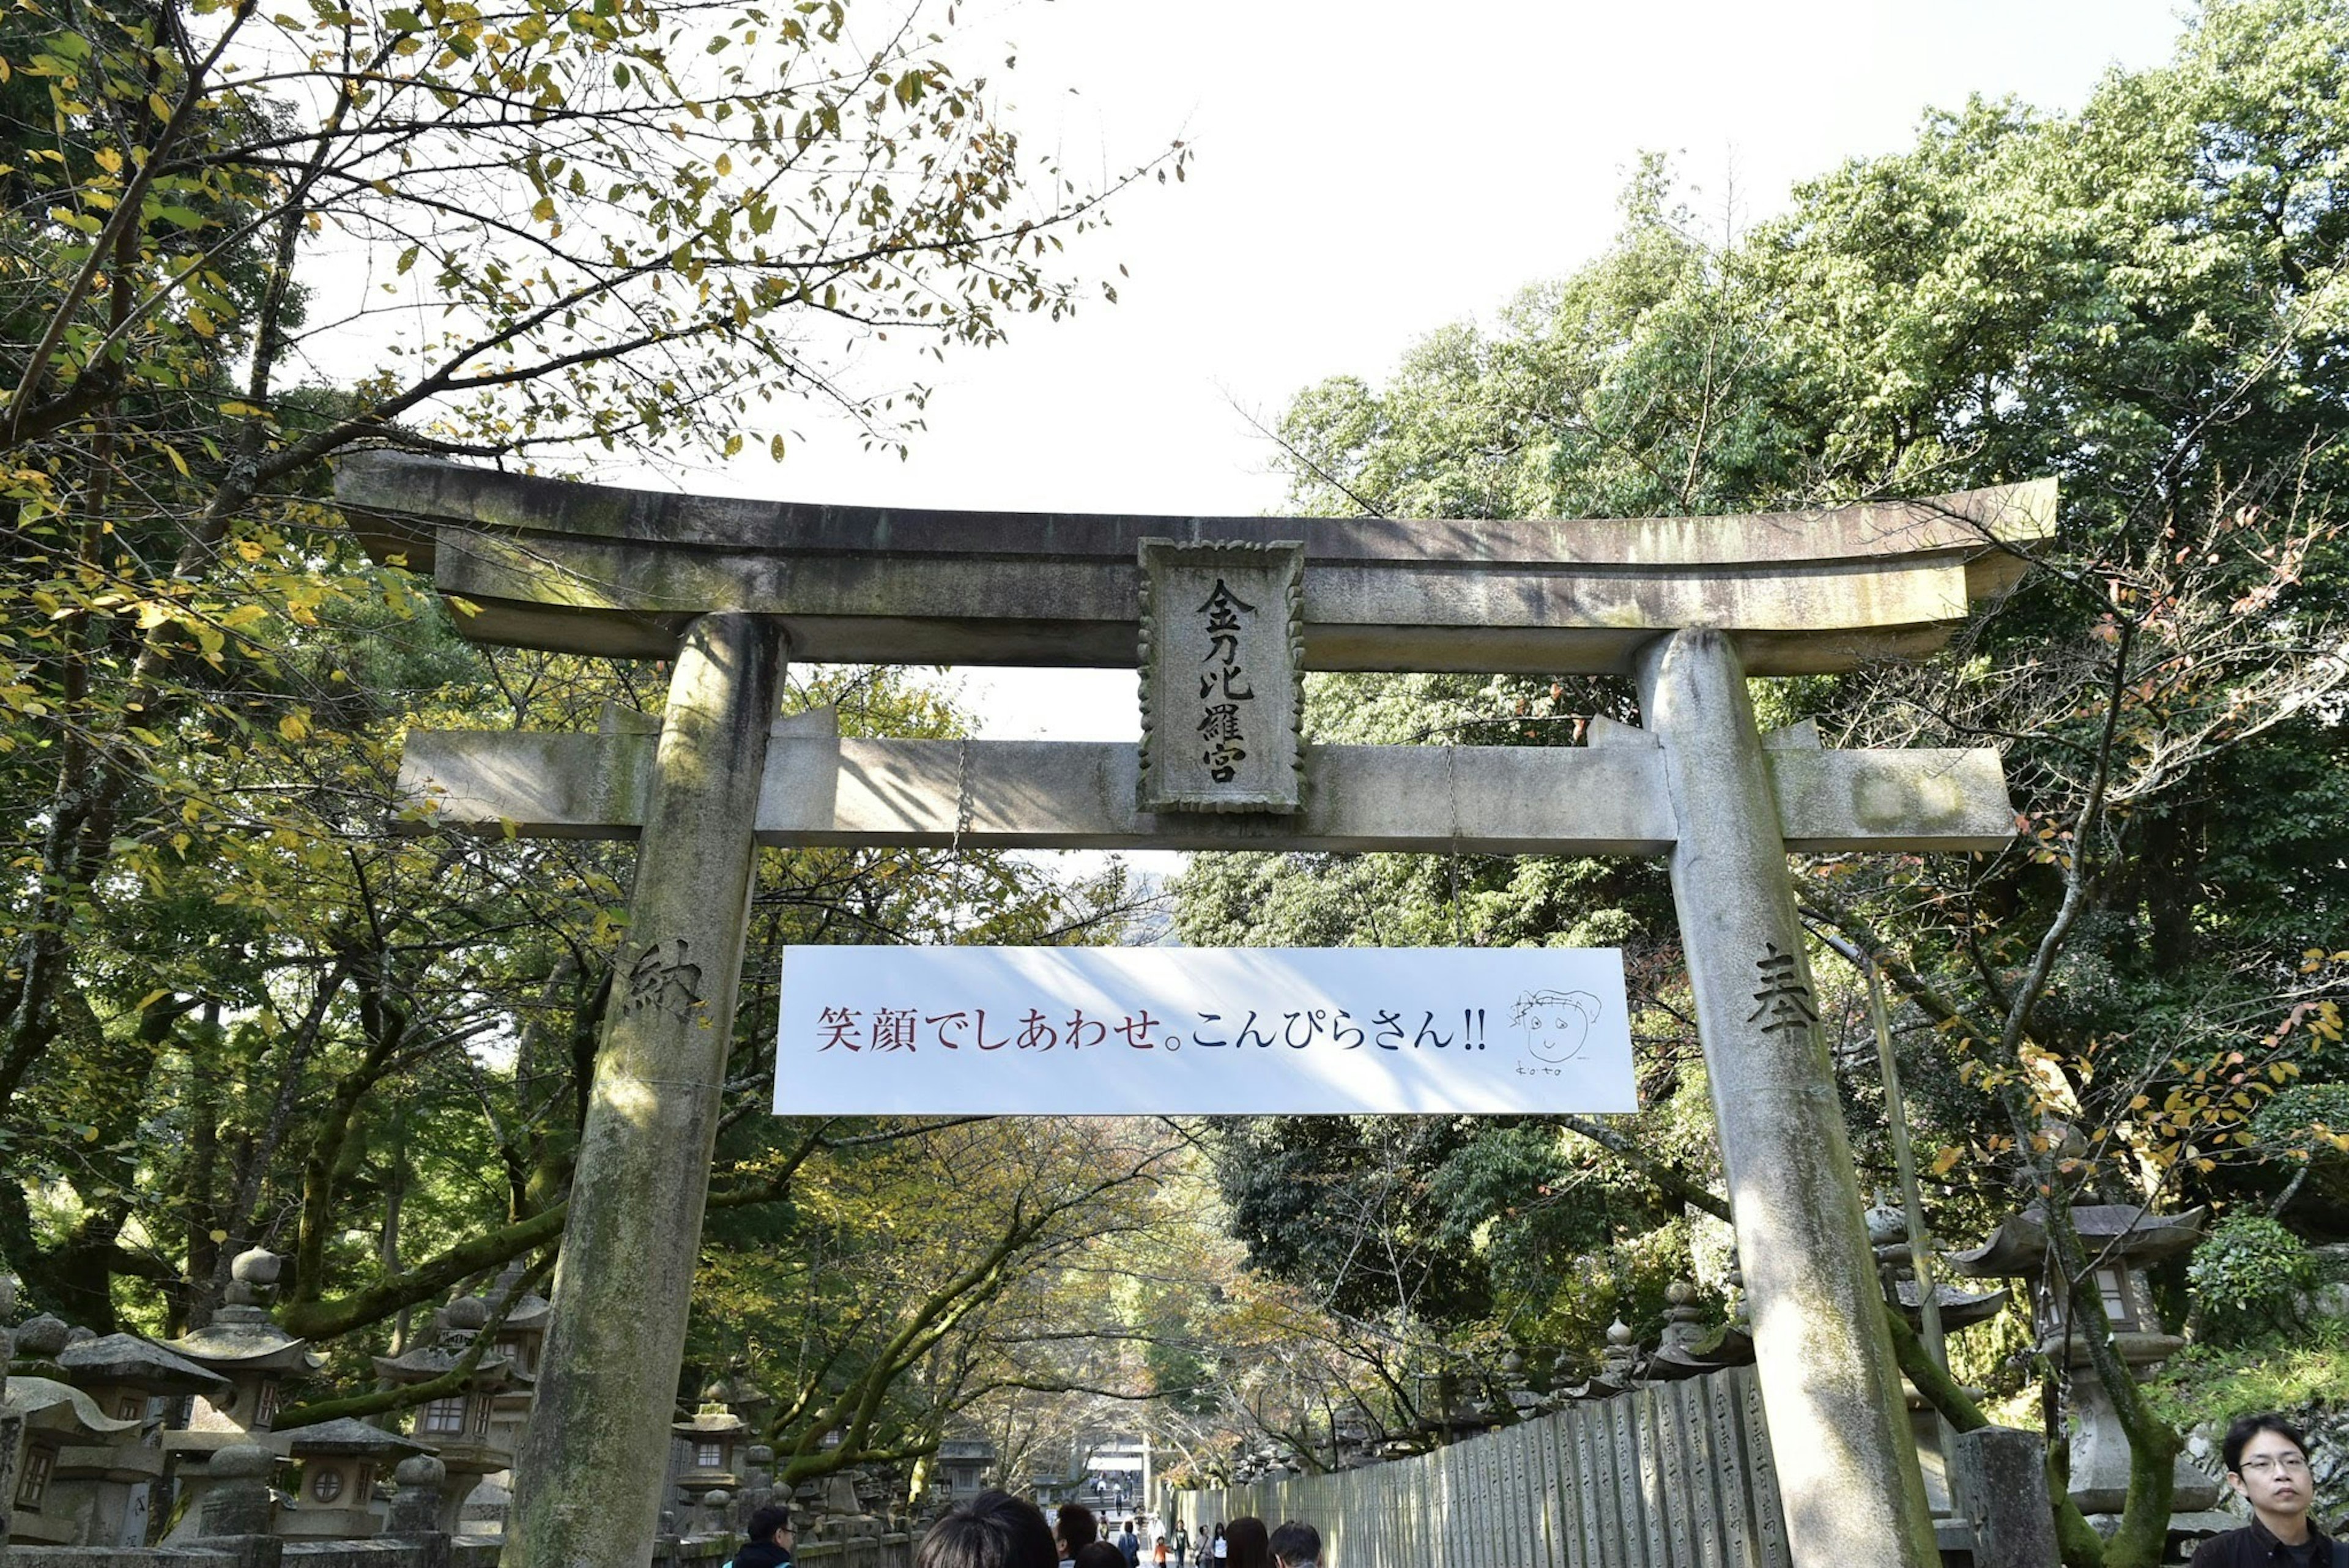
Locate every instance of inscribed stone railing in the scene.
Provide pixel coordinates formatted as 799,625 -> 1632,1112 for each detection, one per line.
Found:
2,1536 -> 749,1568
1164,1367 -> 1789,1568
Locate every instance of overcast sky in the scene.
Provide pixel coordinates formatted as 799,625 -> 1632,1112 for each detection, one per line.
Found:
614,0 -> 2190,746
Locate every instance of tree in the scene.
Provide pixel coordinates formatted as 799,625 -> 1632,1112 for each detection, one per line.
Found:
0,0 -> 1182,1269
1,0 -> 1181,1389
1180,5 -> 2349,1561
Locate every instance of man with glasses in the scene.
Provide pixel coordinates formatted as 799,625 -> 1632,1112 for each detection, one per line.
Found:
730,1503 -> 794,1568
2192,1413 -> 2342,1567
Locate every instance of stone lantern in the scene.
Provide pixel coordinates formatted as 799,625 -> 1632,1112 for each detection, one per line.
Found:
1945,1201 -> 2222,1521
673,1386 -> 749,1506
2,1315 -> 144,1547
1562,1318 -> 1641,1401
156,1249 -> 319,1436
155,1248 -> 322,1544
276,1418 -> 432,1537
456,1261 -> 552,1537
482,1260 -> 550,1458
49,1331 -> 228,1547
1646,1279 -> 1756,1381
1860,1191 -> 2013,1530
372,1295 -> 515,1533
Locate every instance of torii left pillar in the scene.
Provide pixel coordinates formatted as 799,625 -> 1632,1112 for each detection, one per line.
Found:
507,612 -> 789,1568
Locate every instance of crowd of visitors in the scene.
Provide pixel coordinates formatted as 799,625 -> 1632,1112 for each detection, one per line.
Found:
885,1496 -> 1319,1568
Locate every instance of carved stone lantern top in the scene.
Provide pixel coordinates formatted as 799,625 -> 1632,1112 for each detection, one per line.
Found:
283,1416 -> 435,1460
59,1332 -> 231,1399
370,1296 -> 514,1391
157,1250 -> 322,1379
1944,1204 -> 2207,1280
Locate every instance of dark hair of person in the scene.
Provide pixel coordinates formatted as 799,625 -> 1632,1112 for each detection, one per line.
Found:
916,1490 -> 1058,1568
745,1503 -> 793,1540
1058,1503 -> 1100,1549
1222,1517 -> 1271,1568
2222,1411 -> 2310,1474
1266,1522 -> 1321,1563
1072,1545 -> 1127,1568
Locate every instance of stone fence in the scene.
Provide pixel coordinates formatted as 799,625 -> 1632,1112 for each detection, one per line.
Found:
4,1534 -> 741,1568
794,1536 -> 913,1567
1165,1366 -> 1792,1568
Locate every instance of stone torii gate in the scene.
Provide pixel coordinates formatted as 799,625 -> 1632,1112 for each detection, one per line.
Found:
335,452 -> 2055,1568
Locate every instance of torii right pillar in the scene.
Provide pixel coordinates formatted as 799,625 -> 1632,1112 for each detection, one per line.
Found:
1639,626 -> 1940,1568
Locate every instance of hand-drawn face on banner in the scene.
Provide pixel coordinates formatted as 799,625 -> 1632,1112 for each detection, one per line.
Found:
1512,989 -> 1601,1063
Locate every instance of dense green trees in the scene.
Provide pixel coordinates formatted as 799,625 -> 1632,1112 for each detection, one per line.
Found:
1175,3 -> 2349,1558
0,0 -> 1178,1486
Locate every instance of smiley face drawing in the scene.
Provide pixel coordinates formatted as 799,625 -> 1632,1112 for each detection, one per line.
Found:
1512,989 -> 1601,1063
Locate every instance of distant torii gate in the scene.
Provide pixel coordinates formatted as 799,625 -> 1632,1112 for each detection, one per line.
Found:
336,453 -> 2055,1568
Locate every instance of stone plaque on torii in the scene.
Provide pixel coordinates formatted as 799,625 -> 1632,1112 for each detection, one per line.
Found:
336,450 -> 2056,1568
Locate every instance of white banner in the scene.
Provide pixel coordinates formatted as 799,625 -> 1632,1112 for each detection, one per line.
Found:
775,946 -> 1635,1116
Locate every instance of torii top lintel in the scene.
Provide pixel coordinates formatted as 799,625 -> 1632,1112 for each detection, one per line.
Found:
336,452 -> 2055,677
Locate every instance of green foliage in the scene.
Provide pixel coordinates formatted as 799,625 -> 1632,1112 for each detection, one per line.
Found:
2252,1082 -> 2349,1153
1173,6 -> 2349,1544
2188,1214 -> 2316,1342
0,0 -> 1177,1482
2149,1312 -> 2349,1431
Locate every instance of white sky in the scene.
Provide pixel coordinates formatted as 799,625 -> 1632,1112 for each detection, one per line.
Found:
605,0 -> 2188,749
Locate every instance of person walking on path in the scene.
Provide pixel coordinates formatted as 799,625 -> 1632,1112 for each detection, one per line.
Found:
1056,1504 -> 1100,1568
1211,1524 -> 1226,1564
1152,1530 -> 1169,1566
2189,1413 -> 2343,1567
1171,1523 -> 1190,1568
1116,1519 -> 1141,1566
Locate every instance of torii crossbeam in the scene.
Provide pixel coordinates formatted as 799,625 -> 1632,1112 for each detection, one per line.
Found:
337,451 -> 2055,1568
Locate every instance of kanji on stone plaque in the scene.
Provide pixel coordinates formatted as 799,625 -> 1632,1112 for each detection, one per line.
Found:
1138,538 -> 1304,812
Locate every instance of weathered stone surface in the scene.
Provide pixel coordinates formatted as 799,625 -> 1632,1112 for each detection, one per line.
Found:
505,613 -> 788,1568
336,452 -> 2054,675
395,732 -> 2016,855
1635,628 -> 1939,1568
1138,539 -> 1304,812
1949,1427 -> 2060,1568
196,1444 -> 278,1540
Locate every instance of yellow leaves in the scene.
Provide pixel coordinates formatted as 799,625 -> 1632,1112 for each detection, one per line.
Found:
278,711 -> 310,743
186,307 -> 218,338
1928,1144 -> 1962,1177
94,146 -> 123,176
531,194 -> 556,223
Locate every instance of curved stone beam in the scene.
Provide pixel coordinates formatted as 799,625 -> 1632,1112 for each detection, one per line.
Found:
335,451 -> 2055,675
